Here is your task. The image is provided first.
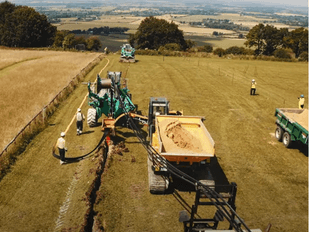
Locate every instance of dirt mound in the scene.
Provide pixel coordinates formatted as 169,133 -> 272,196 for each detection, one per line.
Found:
159,119 -> 202,153
284,109 -> 308,130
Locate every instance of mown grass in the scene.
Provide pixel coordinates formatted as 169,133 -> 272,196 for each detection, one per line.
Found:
94,54 -> 308,232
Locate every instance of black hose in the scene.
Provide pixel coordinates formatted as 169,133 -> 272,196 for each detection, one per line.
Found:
53,129 -> 110,162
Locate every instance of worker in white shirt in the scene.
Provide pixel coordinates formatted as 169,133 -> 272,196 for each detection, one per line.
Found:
76,108 -> 85,135
56,132 -> 67,165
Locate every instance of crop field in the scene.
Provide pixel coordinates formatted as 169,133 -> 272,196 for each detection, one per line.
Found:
0,49 -> 100,152
0,53 -> 307,232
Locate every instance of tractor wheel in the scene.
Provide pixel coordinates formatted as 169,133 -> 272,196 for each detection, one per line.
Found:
283,132 -> 292,148
275,126 -> 283,141
87,108 -> 97,127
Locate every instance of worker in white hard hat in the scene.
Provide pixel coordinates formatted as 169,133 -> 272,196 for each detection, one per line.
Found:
76,108 -> 85,135
298,94 -> 305,109
250,79 -> 257,95
56,132 -> 67,165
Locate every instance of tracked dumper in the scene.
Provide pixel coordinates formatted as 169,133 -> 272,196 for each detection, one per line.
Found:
148,97 -> 215,193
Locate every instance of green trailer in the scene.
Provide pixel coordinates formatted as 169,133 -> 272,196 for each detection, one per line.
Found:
274,108 -> 308,148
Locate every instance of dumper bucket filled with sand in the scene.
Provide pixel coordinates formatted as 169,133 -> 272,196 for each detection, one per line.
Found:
155,115 -> 215,163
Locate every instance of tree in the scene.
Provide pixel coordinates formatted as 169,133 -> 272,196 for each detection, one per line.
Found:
284,27 -> 308,58
262,25 -> 280,56
86,36 -> 102,51
53,30 -> 70,47
204,45 -> 213,53
213,48 -> 225,57
0,1 -> 15,25
62,33 -> 75,49
274,49 -> 291,59
245,23 -> 265,55
0,3 -> 56,47
225,46 -> 246,55
298,52 -> 308,61
162,43 -> 181,51
132,16 -> 187,50
185,39 -> 196,50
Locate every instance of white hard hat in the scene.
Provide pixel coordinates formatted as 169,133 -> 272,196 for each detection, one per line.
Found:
77,108 -> 81,112
61,132 -> 65,137
252,79 -> 255,82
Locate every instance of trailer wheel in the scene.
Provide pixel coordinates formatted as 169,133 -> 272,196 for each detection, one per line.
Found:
275,126 -> 283,141
283,132 -> 292,148
87,108 -> 97,127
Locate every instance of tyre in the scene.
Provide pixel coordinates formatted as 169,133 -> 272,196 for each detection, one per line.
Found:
87,108 -> 97,127
275,126 -> 283,141
283,132 -> 292,148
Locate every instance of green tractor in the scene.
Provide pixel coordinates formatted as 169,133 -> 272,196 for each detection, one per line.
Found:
120,44 -> 135,63
87,71 -> 135,128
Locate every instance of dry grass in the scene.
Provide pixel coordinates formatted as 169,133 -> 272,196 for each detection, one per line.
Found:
0,49 -> 100,152
0,57 -> 110,232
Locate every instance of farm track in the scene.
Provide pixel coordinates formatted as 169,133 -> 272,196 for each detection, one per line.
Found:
0,54 -> 307,232
0,57 -> 42,72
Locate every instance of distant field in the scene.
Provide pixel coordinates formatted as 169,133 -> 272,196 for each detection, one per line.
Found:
55,16 -> 139,32
0,49 -> 100,152
54,14 -> 294,52
204,38 -> 246,49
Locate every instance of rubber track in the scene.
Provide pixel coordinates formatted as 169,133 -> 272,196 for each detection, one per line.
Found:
53,130 -> 109,163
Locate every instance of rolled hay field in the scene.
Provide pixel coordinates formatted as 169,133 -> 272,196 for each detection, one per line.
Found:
0,49 -> 100,152
0,53 -> 307,232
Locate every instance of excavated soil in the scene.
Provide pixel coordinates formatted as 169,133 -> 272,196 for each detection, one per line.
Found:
284,109 -> 308,130
159,119 -> 203,153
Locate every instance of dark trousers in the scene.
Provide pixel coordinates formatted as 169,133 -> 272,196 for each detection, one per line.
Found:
58,148 -> 65,161
250,88 -> 256,95
77,121 -> 83,131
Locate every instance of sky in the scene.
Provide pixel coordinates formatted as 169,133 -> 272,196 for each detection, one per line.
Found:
227,0 -> 308,7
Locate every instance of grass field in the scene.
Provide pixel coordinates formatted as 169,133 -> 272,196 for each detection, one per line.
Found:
93,55 -> 308,232
0,53 -> 307,232
0,49 -> 100,152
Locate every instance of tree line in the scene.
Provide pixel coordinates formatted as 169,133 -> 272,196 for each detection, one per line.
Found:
0,1 -> 307,59
245,23 -> 308,58
0,1 -> 102,51
0,1 -> 56,47
71,26 -> 129,35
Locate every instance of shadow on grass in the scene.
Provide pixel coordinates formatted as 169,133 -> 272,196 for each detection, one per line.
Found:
168,157 -> 231,194
81,130 -> 95,135
289,142 -> 308,157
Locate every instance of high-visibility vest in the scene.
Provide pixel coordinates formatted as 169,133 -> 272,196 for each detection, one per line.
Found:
299,97 -> 305,106
251,82 -> 256,89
